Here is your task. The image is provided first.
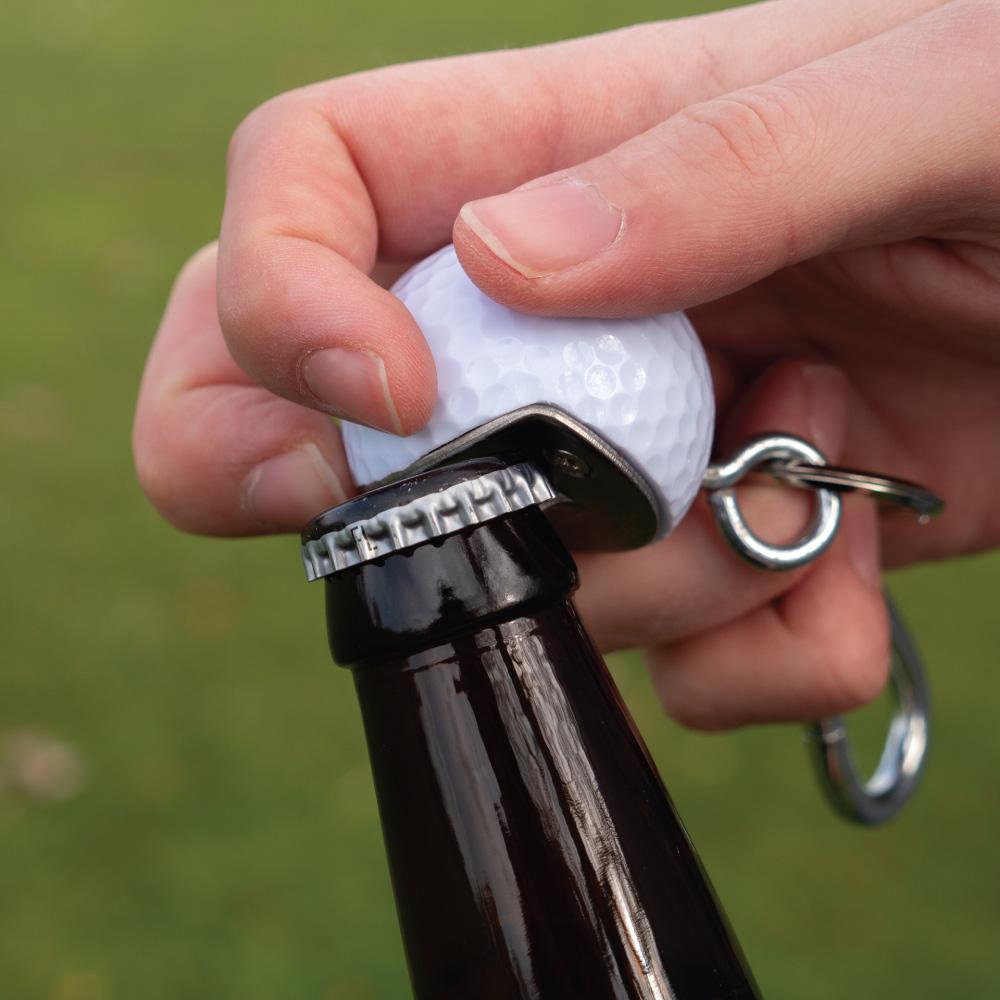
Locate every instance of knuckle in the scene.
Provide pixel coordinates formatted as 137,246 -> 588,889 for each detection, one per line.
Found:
227,90 -> 305,170
133,380 -> 239,536
173,242 -> 218,304
216,263 -> 299,383
665,698 -> 728,734
133,412 -> 191,530
215,271 -> 263,350
816,605 -> 892,713
133,432 -> 189,530
132,427 -> 160,506
225,82 -> 342,184
675,85 -> 814,182
651,666 -> 728,733
672,84 -> 823,262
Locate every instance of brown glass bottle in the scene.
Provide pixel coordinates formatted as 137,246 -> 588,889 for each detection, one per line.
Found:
307,462 -> 760,999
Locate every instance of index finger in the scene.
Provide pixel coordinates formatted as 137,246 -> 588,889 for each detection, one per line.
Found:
216,0 -> 942,435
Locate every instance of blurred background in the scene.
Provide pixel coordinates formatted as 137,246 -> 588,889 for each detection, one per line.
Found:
1,0 -> 998,997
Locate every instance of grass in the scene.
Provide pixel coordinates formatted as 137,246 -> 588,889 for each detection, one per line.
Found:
1,0 -> 998,996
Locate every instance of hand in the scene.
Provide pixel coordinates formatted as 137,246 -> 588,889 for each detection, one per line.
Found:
134,0 -> 1000,730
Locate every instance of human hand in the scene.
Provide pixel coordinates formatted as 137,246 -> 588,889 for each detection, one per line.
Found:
134,0 -> 1000,729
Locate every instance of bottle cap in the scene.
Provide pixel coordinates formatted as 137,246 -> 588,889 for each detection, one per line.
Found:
301,459 -> 556,581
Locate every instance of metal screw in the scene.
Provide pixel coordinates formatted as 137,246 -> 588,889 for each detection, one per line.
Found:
548,449 -> 590,479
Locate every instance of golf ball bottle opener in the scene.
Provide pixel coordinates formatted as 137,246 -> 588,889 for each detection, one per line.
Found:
301,246 -> 941,997
342,246 -> 715,547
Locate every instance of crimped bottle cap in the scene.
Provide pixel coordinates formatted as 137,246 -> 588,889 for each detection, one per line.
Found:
301,460 -> 556,581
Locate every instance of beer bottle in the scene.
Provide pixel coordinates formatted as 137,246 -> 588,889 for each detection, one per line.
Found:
302,458 -> 760,999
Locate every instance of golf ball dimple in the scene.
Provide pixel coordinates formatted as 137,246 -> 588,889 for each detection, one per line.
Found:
341,245 -> 715,537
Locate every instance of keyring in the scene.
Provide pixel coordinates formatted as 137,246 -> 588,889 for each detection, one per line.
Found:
701,434 -> 842,570
702,432 -> 943,826
765,463 -> 944,520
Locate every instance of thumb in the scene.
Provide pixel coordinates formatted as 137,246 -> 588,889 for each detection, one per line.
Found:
454,0 -> 998,316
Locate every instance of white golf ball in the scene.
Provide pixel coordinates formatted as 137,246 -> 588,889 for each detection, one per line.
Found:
342,245 -> 714,536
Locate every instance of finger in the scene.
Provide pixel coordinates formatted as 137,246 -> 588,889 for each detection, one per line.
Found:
575,358 -> 849,652
646,499 -> 889,730
217,0 -> 941,428
134,245 -> 352,535
455,0 -> 994,316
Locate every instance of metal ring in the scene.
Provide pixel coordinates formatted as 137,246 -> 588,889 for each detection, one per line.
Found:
702,434 -> 842,571
809,596 -> 930,825
765,462 -> 944,520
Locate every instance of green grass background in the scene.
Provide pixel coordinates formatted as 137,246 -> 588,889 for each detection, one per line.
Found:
1,0 -> 998,997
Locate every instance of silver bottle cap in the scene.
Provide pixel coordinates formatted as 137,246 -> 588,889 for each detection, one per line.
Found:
301,461 -> 556,581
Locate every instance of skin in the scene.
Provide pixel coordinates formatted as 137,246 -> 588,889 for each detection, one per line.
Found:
134,0 -> 1000,731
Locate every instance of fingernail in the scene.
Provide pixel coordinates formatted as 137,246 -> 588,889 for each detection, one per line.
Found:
802,363 -> 849,459
844,502 -> 882,590
243,443 -> 347,528
460,180 -> 623,278
302,348 -> 402,434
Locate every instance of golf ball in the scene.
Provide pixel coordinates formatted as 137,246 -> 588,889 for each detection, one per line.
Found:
342,245 -> 714,535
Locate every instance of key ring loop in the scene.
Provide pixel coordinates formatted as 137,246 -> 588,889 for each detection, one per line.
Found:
766,463 -> 944,520
701,434 -> 842,570
808,596 -> 931,825
702,432 -> 941,826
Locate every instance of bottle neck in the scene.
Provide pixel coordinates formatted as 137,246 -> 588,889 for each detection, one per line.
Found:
323,506 -> 577,668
